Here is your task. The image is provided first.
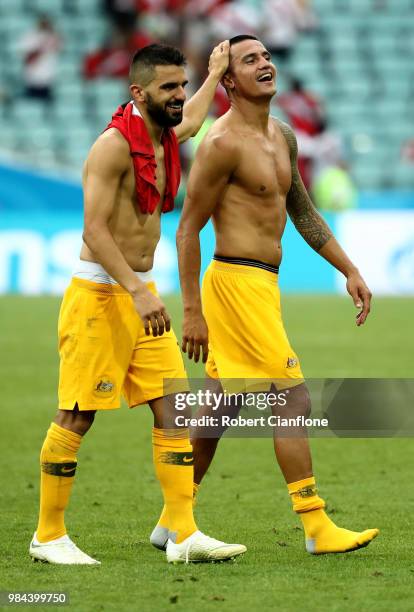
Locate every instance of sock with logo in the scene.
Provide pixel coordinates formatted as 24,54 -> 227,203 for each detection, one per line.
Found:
36,422 -> 81,543
288,476 -> 379,554
152,428 -> 197,544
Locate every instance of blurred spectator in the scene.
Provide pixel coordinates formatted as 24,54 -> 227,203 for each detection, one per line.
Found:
137,0 -> 182,45
310,119 -> 357,211
262,0 -> 317,61
310,119 -> 345,177
208,0 -> 260,41
83,24 -> 152,79
277,77 -> 323,135
313,166 -> 357,211
103,0 -> 138,32
277,78 -> 354,208
277,76 -> 324,188
18,15 -> 61,103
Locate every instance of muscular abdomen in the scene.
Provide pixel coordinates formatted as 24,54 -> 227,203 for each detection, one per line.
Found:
213,185 -> 287,267
81,162 -> 162,272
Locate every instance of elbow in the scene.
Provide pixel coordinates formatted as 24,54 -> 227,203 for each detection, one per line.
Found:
192,115 -> 209,137
82,225 -> 94,246
185,117 -> 202,139
82,221 -> 105,248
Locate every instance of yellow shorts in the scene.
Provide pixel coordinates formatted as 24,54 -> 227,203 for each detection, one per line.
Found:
58,277 -> 187,411
202,259 -> 303,387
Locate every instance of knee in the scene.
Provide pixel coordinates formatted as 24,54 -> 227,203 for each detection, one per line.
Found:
54,406 -> 96,436
76,411 -> 96,435
302,390 -> 312,419
191,436 -> 219,453
280,385 -> 312,419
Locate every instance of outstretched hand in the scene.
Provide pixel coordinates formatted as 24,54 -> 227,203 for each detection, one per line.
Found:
346,271 -> 372,326
208,40 -> 230,79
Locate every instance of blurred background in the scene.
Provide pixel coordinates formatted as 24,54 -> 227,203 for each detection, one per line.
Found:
0,0 -> 413,295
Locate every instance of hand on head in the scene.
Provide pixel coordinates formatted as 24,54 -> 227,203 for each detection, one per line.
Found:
208,40 -> 230,79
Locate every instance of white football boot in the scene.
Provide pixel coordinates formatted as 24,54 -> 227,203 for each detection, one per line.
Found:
166,530 -> 246,564
29,533 -> 100,565
150,525 -> 169,551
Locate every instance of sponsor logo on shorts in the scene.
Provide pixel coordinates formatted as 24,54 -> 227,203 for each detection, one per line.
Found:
94,379 -> 114,394
287,357 -> 298,368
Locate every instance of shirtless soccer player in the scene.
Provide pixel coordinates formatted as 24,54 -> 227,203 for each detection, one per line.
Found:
29,42 -> 247,565
162,35 -> 379,555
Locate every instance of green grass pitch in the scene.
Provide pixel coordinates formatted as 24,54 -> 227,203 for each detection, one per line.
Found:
0,294 -> 413,612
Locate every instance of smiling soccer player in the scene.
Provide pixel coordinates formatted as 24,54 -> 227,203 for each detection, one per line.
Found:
29,42 -> 246,565
152,35 -> 379,556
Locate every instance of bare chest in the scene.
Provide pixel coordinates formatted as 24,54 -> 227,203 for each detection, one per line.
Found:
113,158 -> 162,236
233,136 -> 291,199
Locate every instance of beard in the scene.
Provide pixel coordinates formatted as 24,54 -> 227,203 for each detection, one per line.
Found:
145,93 -> 183,127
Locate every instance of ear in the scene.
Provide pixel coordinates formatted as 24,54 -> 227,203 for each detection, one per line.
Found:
221,72 -> 235,91
130,83 -> 146,103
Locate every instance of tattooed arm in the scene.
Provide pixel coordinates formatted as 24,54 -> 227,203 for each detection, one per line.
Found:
278,119 -> 372,325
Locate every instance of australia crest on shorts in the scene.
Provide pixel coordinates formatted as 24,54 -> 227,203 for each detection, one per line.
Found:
287,357 -> 298,368
94,378 -> 115,394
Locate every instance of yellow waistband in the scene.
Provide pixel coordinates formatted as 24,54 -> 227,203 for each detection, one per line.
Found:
208,259 -> 278,283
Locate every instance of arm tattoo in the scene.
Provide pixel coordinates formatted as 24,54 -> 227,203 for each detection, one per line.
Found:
278,120 -> 333,252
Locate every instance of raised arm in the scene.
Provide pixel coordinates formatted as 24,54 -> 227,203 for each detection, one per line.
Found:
279,120 -> 372,325
174,41 -> 229,144
82,129 -> 170,336
176,133 -> 238,360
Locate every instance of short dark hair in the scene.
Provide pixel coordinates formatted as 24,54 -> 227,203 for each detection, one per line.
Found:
229,34 -> 259,47
130,43 -> 186,85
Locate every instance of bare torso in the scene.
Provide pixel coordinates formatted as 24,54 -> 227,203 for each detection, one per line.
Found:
211,114 -> 291,267
80,128 -> 166,272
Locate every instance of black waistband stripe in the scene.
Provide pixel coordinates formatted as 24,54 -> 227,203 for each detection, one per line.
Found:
213,254 -> 279,274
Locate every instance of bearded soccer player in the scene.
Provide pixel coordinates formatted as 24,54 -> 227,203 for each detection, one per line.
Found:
152,35 -> 379,555
29,42 -> 247,565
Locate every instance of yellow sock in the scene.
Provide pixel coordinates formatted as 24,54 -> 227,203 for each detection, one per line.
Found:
157,504 -> 169,530
157,482 -> 200,529
152,428 -> 197,544
288,477 -> 379,554
36,422 -> 81,543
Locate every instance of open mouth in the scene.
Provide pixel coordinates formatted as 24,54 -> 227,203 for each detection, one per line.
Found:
167,103 -> 183,111
257,72 -> 273,83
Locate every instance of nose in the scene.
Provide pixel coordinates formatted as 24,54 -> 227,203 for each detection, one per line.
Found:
175,86 -> 186,102
260,59 -> 274,73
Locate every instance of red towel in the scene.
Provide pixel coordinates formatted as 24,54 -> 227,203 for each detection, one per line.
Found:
106,101 -> 181,215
